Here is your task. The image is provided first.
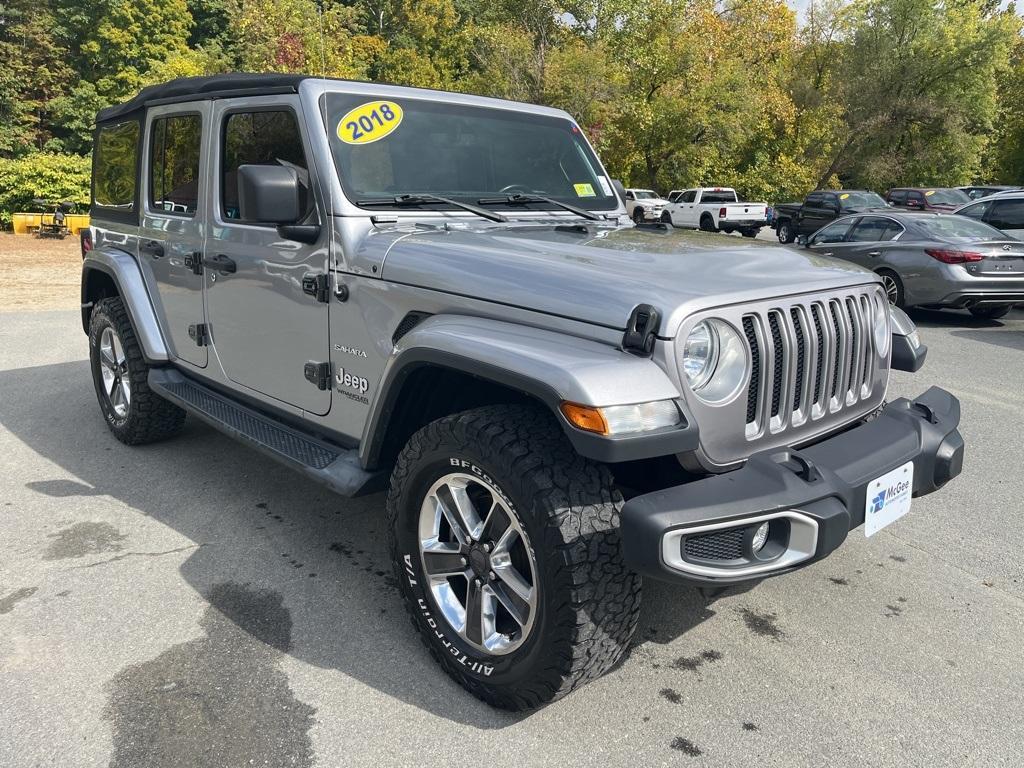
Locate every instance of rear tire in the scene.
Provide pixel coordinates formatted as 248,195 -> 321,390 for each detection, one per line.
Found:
661,211 -> 673,226
877,269 -> 906,309
699,214 -> 716,232
88,297 -> 186,445
969,305 -> 1011,320
741,227 -> 758,238
387,404 -> 641,711
777,220 -> 794,243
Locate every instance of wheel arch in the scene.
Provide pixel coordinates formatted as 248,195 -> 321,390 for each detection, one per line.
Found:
359,315 -> 696,470
81,247 -> 169,362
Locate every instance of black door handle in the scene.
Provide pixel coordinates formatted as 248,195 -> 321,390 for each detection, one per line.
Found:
202,254 -> 236,274
141,239 -> 165,258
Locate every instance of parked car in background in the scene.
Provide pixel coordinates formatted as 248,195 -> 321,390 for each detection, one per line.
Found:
773,190 -> 889,244
804,211 -> 1024,319
886,187 -> 970,212
958,185 -> 1022,200
623,188 -> 669,224
661,187 -> 767,237
954,192 -> 1024,239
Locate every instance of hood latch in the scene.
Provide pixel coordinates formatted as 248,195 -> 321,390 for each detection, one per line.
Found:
622,304 -> 660,356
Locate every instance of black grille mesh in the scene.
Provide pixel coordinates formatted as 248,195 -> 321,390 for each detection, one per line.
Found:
684,527 -> 745,561
791,307 -> 805,410
829,302 -> 842,400
846,299 -> 858,392
812,306 -> 825,404
768,312 -> 784,418
742,316 -> 759,424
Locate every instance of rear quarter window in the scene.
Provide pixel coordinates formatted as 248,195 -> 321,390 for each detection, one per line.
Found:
93,120 -> 141,214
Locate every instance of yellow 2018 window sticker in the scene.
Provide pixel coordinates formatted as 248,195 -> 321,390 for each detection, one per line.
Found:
574,183 -> 596,197
925,190 -> 936,196
839,193 -> 850,200
337,101 -> 404,145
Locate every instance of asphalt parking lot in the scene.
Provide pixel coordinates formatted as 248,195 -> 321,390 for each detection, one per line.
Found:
2,299 -> 1023,766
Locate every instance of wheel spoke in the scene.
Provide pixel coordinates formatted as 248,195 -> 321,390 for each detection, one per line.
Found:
492,523 -> 518,556
110,380 -> 123,410
443,482 -> 484,541
490,580 -> 530,628
100,345 -> 116,370
464,578 -> 484,644
434,493 -> 470,547
481,501 -> 511,546
493,561 -> 532,605
111,334 -> 126,366
119,378 -> 131,408
107,373 -> 119,398
421,542 -> 466,577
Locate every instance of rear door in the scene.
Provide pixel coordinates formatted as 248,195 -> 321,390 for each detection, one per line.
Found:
204,97 -> 331,415
843,216 -> 904,268
138,103 -> 209,368
984,198 -> 1024,239
800,192 -> 834,235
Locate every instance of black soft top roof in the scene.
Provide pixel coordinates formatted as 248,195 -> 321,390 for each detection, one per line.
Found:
96,73 -> 311,123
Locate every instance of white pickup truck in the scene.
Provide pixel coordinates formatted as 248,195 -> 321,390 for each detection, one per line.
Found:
623,188 -> 670,224
663,187 -> 768,237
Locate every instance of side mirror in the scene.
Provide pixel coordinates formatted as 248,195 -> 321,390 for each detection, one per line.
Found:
238,164 -> 302,224
611,179 -> 628,204
889,306 -> 927,372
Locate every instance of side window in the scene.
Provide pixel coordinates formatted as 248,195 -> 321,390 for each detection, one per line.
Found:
958,201 -> 989,221
889,190 -> 907,205
625,191 -> 635,200
987,200 -> 1024,230
806,192 -> 824,208
878,221 -> 904,241
222,110 -> 309,222
811,219 -> 853,244
909,191 -> 925,204
681,190 -> 697,203
93,120 -> 140,212
825,194 -> 839,211
149,114 -> 201,216
848,217 -> 887,242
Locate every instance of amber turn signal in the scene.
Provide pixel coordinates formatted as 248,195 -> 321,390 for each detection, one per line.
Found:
559,402 -> 609,435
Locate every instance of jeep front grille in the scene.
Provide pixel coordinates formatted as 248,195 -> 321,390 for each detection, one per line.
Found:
742,290 -> 881,437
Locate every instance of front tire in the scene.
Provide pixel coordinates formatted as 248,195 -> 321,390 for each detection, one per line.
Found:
969,305 -> 1011,320
632,207 -> 645,225
88,297 -> 186,444
387,405 -> 641,710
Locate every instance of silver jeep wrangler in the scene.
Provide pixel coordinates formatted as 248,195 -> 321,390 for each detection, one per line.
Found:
81,74 -> 964,710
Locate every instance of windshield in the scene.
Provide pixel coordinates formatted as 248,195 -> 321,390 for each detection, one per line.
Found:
923,189 -> 971,205
839,191 -> 886,209
324,93 -> 618,213
633,190 -> 658,199
916,215 -> 1009,241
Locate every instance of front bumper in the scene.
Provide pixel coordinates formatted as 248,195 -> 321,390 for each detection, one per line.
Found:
621,387 -> 963,585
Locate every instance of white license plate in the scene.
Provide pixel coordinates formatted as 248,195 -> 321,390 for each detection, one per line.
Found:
864,461 -> 914,537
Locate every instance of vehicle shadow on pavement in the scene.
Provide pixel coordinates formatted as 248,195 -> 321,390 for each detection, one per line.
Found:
906,307 -> 1008,329
949,329 -> 1024,353
0,360 -> 716,729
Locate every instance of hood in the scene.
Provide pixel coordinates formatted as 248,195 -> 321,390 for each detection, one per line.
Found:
636,197 -> 669,207
375,223 -> 877,337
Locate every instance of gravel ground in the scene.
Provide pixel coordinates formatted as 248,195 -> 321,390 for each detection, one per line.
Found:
0,235 -> 81,312
1,257 -> 1023,766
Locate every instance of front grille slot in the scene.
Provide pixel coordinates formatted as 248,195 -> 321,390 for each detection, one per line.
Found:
740,287 -> 880,438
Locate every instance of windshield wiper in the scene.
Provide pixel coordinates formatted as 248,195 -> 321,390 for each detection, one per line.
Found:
476,193 -> 602,221
356,194 -> 507,222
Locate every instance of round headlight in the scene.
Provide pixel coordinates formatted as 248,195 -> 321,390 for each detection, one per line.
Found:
680,319 -> 748,403
873,294 -> 890,355
682,321 -> 717,390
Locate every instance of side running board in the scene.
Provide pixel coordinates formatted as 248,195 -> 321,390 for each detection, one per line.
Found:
148,368 -> 385,497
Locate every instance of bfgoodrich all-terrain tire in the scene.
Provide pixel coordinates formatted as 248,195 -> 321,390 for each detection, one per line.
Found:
387,404 -> 641,710
88,297 -> 186,445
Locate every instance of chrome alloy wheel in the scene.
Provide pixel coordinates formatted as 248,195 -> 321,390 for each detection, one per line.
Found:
418,472 -> 538,655
98,327 -> 131,418
881,274 -> 900,305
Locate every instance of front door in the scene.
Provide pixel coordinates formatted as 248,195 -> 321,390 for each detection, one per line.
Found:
139,103 -> 208,367
204,97 -> 331,415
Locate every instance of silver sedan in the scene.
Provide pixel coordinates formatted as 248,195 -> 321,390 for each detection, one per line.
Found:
803,211 -> 1024,319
